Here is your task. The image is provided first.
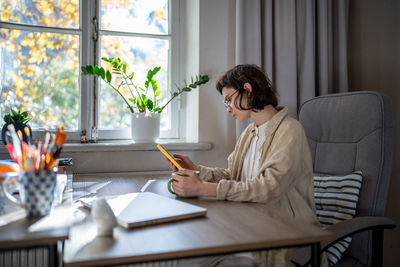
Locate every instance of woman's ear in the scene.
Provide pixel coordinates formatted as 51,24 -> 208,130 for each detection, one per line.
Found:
243,82 -> 252,94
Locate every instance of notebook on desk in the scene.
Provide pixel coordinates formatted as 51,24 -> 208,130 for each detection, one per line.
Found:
79,192 -> 207,228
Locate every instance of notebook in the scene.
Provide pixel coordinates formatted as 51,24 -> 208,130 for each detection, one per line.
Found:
79,192 -> 207,228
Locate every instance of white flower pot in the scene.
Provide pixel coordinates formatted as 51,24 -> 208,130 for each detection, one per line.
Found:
131,113 -> 160,142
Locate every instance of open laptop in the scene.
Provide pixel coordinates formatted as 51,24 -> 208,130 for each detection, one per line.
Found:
79,192 -> 207,229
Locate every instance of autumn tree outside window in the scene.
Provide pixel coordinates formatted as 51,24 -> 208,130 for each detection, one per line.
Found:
0,0 -> 182,141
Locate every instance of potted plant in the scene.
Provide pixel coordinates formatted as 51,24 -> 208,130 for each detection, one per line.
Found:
1,109 -> 32,145
81,57 -> 209,141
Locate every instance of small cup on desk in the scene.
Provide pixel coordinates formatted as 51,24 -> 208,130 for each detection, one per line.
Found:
168,172 -> 187,197
3,171 -> 57,217
168,171 -> 200,198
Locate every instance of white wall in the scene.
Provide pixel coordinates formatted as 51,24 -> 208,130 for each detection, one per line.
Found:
198,0 -> 237,168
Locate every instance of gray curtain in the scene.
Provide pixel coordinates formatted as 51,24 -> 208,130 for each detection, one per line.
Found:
235,0 -> 349,138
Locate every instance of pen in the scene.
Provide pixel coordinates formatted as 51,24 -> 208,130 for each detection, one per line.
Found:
4,132 -> 18,163
24,146 -> 35,172
48,127 -> 67,170
35,141 -> 42,171
7,124 -> 22,166
24,126 -> 32,145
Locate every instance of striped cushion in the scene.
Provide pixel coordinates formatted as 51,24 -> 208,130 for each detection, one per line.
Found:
314,171 -> 363,266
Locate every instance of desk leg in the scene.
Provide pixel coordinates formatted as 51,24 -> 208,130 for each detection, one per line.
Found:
310,243 -> 320,267
48,241 -> 64,267
57,241 -> 64,267
49,244 -> 58,267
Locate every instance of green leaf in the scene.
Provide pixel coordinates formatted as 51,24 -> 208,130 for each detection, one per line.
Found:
152,66 -> 161,75
128,98 -> 135,103
145,80 -> 149,88
135,98 -> 145,112
155,91 -> 161,97
183,87 -> 191,92
147,99 -> 154,110
129,72 -> 134,79
122,63 -> 127,73
99,67 -> 106,79
146,69 -> 153,80
81,66 -> 88,74
151,79 -> 158,90
4,114 -> 11,123
202,75 -> 210,83
101,57 -> 111,63
139,87 -> 145,92
86,65 -> 94,74
106,70 -> 112,83
3,109 -> 31,124
94,66 -> 100,75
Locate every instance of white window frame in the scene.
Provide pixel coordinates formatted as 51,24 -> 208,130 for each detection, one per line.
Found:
0,0 -> 183,142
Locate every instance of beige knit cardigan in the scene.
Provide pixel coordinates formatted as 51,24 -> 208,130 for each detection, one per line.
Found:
199,107 -> 326,267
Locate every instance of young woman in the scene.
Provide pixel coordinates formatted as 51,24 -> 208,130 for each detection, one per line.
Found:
166,64 -> 324,267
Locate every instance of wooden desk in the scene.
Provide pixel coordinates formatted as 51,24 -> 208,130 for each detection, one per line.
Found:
63,174 -> 333,267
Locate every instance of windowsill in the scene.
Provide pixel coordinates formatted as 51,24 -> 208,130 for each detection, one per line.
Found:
0,140 -> 212,154
61,140 -> 212,153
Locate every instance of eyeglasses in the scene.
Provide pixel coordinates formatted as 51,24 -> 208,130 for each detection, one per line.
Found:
222,91 -> 238,109
223,91 -> 238,109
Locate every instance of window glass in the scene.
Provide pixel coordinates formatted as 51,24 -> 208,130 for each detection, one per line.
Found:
0,0 -> 79,28
101,0 -> 168,34
0,28 -> 79,129
0,0 -> 178,140
99,35 -> 169,129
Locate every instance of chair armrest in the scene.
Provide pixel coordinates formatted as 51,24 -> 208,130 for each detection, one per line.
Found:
291,216 -> 396,266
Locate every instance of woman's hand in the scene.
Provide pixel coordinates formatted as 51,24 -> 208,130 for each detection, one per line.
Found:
165,154 -> 200,172
171,169 -> 217,197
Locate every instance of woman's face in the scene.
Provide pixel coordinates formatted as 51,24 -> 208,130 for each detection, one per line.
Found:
221,87 -> 251,122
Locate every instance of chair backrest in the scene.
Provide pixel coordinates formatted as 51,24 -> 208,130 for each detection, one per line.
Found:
298,91 -> 394,266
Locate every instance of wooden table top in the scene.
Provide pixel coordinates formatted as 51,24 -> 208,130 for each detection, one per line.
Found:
0,218 -> 69,249
63,174 -> 333,267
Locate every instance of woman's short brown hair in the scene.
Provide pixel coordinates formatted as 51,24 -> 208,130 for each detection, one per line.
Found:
216,64 -> 278,110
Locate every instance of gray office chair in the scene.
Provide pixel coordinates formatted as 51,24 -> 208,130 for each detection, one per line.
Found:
291,91 -> 396,267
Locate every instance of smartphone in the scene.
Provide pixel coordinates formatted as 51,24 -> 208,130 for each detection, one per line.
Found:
157,144 -> 183,170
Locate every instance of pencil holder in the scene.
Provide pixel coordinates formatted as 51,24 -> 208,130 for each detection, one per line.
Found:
3,171 -> 57,217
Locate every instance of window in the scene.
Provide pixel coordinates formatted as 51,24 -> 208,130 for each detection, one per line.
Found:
0,0 -> 182,141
